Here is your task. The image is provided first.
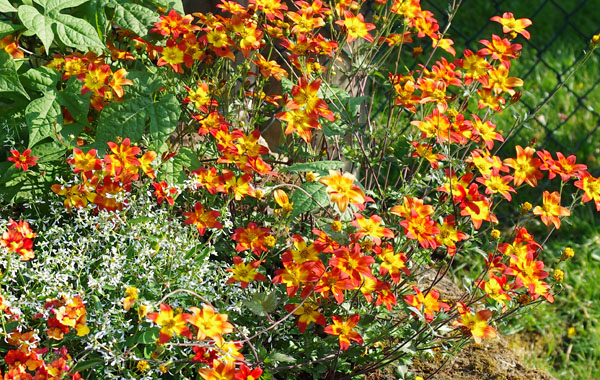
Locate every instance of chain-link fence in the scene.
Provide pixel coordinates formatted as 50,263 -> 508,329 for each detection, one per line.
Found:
422,0 -> 600,173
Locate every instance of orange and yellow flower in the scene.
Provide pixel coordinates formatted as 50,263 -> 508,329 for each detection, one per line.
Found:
491,12 -> 532,40
183,202 -> 223,236
231,222 -> 272,254
453,302 -> 497,344
319,170 -> 366,213
226,256 -> 266,289
147,303 -> 191,343
532,191 -> 570,229
323,314 -> 363,351
185,304 -> 233,344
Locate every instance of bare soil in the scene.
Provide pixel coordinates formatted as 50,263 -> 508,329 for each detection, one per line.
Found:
411,335 -> 556,380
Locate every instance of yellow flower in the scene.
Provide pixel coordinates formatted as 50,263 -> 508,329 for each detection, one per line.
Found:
490,229 -> 501,240
561,247 -> 574,261
331,220 -> 342,232
264,235 -> 276,247
591,33 -> 600,48
520,201 -> 532,214
553,269 -> 564,282
137,360 -> 149,372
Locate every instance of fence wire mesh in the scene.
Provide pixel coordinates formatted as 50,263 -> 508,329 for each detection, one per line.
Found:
421,0 -> 600,173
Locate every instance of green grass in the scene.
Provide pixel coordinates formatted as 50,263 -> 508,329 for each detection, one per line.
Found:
505,234 -> 600,379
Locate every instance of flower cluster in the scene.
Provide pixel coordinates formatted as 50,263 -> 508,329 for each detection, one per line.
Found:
47,51 -> 133,111
51,138 -> 158,211
1,219 -> 36,261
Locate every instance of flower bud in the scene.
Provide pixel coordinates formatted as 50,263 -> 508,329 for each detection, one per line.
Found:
561,247 -> 574,261
490,229 -> 501,240
520,202 -> 532,214
553,269 -> 564,282
591,33 -> 600,48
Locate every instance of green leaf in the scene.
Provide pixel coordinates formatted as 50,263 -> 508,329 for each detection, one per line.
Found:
95,97 -> 152,148
0,51 -> 29,99
0,162 -> 19,186
26,91 -> 61,148
268,352 -> 296,363
81,0 -> 109,39
290,182 -> 328,217
71,358 -> 103,373
281,76 -> 294,93
0,0 -> 17,12
21,66 -> 61,92
57,77 -> 90,125
137,328 -> 160,344
243,292 -> 279,317
112,2 -> 157,36
32,140 -> 67,163
128,216 -> 153,225
4,321 -> 18,332
166,0 -> 184,13
44,0 -> 89,13
347,96 -> 367,118
162,147 -> 200,184
52,12 -> 104,50
127,70 -> 164,95
283,160 -> 344,173
0,21 -> 23,36
322,120 -> 348,137
18,5 -> 54,53
148,93 -> 180,152
18,0 -> 104,53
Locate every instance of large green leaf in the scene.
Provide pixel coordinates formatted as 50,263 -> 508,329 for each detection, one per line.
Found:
0,0 -> 17,12
112,2 -> 157,36
290,181 -> 328,217
162,147 -> 201,184
137,328 -> 160,344
18,0 -> 104,53
0,51 -> 29,99
26,91 -> 61,148
21,66 -> 61,93
81,0 -> 109,39
52,12 -> 104,50
95,94 -> 181,151
0,162 -> 19,186
18,5 -> 54,53
43,0 -> 89,13
127,70 -> 164,95
148,93 -> 180,152
243,292 -> 279,317
57,77 -> 90,125
95,97 -> 151,148
0,21 -> 23,36
32,140 -> 67,163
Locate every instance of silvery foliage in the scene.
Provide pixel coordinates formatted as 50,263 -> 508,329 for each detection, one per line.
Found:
0,188 -> 251,378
